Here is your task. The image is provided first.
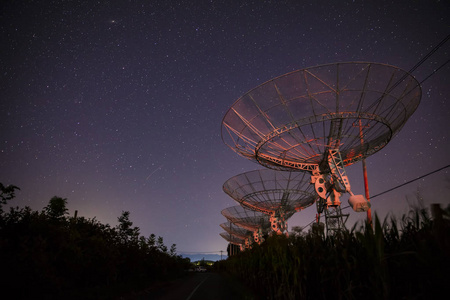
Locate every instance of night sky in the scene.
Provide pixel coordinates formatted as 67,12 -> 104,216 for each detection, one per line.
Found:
1,1 -> 449,257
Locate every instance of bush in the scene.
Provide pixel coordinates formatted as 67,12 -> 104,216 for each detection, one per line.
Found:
0,193 -> 189,299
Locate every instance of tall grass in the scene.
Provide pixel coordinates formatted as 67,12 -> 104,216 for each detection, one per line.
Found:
216,203 -> 450,299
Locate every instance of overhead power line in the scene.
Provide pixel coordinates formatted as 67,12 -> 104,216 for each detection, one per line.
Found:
339,164 -> 450,211
382,33 -> 450,98
419,59 -> 450,85
369,164 -> 450,199
408,33 -> 449,76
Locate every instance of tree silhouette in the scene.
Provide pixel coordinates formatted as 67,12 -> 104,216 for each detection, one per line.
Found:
0,183 -> 20,213
43,196 -> 68,219
116,211 -> 140,244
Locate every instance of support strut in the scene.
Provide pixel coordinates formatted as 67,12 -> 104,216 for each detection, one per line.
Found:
312,149 -> 366,235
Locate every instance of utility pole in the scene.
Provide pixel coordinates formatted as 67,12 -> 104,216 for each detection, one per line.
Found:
220,250 -> 223,260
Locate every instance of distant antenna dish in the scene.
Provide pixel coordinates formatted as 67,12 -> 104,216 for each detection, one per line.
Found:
220,222 -> 253,249
222,62 -> 421,234
223,169 -> 317,235
221,205 -> 270,245
220,221 -> 252,240
220,232 -> 245,248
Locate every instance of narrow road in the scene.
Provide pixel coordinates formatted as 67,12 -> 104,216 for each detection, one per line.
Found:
123,272 -> 258,300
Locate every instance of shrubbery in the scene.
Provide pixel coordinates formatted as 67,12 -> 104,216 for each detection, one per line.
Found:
216,203 -> 450,299
0,184 -> 190,299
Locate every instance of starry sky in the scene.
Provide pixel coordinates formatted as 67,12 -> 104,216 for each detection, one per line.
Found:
1,1 -> 449,256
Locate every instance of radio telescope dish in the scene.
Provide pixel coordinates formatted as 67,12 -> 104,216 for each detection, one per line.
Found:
223,169 -> 317,235
222,62 -> 421,234
221,205 -> 270,231
220,232 -> 244,246
221,205 -> 270,245
219,232 -> 244,245
221,62 -> 421,171
220,221 -> 252,240
220,222 -> 253,249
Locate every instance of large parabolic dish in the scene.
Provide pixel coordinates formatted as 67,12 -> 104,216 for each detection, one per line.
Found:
219,232 -> 244,246
220,221 -> 256,249
221,205 -> 270,232
220,222 -> 252,240
221,62 -> 421,171
221,205 -> 271,244
223,169 -> 317,234
223,169 -> 316,214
